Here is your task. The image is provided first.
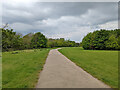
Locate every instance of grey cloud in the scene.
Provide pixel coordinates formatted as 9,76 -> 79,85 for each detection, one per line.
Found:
2,1 -> 118,42
3,2 -> 117,24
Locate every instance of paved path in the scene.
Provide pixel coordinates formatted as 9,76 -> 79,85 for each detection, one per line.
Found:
36,49 -> 110,88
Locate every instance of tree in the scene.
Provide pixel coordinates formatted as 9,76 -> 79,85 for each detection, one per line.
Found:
47,38 -> 79,48
2,28 -> 23,51
31,32 -> 47,48
23,33 -> 34,49
92,30 -> 109,50
105,34 -> 119,50
82,29 -> 120,50
82,33 -> 92,49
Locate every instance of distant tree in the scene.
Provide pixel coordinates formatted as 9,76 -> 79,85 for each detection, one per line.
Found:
79,42 -> 82,47
47,39 -> 56,48
31,32 -> 47,48
23,33 -> 34,49
47,38 -> 79,48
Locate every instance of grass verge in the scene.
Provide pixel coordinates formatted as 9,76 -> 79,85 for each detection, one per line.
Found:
2,48 -> 50,88
58,47 -> 118,88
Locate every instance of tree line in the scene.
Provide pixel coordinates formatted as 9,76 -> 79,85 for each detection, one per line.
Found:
1,27 -> 120,51
82,29 -> 120,50
47,38 -> 79,48
2,28 -> 79,51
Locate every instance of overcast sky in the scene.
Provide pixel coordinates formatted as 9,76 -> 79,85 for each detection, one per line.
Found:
2,0 -> 118,42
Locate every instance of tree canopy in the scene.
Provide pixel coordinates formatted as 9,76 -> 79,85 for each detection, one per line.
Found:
47,38 -> 79,48
2,28 -> 79,51
2,29 -> 48,51
31,32 -> 47,48
82,29 -> 120,50
2,28 -> 119,51
2,28 -> 23,51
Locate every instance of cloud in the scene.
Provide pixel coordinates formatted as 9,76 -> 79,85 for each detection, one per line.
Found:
98,21 -> 118,29
2,1 -> 118,42
10,23 -> 33,32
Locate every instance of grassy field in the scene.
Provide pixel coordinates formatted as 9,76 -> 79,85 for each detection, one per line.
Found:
2,48 -> 50,88
58,47 -> 118,88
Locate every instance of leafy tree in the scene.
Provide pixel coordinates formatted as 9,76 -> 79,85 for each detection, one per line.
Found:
82,33 -> 92,49
92,30 -> 109,50
2,28 -> 23,51
82,29 -> 120,50
47,38 -> 79,48
105,34 -> 119,50
31,32 -> 47,48
23,33 -> 34,49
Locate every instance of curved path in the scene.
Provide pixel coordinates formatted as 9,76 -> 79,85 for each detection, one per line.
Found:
36,49 -> 110,88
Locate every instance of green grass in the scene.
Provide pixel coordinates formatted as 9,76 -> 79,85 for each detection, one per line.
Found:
58,47 -> 118,88
2,48 -> 50,88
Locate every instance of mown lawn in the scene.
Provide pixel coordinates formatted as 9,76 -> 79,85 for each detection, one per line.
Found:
2,48 -> 50,88
58,47 -> 118,88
